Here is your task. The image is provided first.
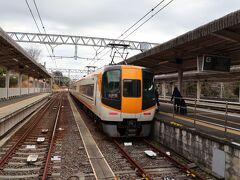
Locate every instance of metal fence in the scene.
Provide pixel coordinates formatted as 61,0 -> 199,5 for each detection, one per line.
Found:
159,96 -> 240,140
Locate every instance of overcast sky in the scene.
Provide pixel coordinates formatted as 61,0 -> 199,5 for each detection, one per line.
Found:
0,0 -> 239,78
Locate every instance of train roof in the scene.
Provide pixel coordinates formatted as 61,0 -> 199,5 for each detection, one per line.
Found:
72,65 -> 154,84
102,64 -> 153,72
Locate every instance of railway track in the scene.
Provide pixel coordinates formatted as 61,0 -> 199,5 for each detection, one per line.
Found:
112,138 -> 212,179
72,95 -> 216,179
0,93 -> 64,179
114,140 -> 195,180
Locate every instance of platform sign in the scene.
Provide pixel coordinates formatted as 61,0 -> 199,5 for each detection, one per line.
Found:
202,55 -> 231,72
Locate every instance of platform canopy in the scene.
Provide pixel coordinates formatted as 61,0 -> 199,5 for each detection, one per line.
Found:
155,66 -> 240,82
122,10 -> 240,75
0,27 -> 51,78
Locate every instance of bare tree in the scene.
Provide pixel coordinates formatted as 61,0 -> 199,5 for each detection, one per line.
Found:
25,47 -> 42,62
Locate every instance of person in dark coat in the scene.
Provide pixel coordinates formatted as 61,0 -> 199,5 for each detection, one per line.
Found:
155,89 -> 160,111
180,98 -> 187,114
171,87 -> 182,113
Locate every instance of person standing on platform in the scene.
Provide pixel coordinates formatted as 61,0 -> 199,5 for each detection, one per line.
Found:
155,88 -> 160,111
171,87 -> 182,113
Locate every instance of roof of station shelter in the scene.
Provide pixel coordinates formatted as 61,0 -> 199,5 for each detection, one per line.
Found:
122,10 -> 240,75
155,66 -> 240,82
0,27 -> 51,78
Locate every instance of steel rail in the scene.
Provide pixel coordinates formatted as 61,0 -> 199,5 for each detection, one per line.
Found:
42,96 -> 62,179
113,140 -> 151,180
0,96 -> 57,168
143,139 -> 205,180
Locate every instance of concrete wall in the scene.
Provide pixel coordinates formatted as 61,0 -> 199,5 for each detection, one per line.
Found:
152,119 -> 240,180
0,88 -> 7,99
9,88 -> 20,97
29,88 -> 34,94
0,87 -> 51,99
21,88 -> 28,95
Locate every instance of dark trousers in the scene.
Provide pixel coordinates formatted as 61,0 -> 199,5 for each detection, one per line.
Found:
174,99 -> 180,113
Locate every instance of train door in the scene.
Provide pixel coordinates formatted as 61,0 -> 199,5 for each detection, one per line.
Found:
121,67 -> 142,119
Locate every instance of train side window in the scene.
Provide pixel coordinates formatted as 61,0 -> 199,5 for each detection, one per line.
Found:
143,71 -> 154,100
102,70 -> 120,100
79,84 -> 94,98
123,79 -> 141,97
142,70 -> 155,110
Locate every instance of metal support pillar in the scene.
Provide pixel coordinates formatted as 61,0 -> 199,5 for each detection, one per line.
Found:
197,56 -> 201,72
27,75 -> 29,94
239,82 -> 240,103
162,81 -> 166,99
171,83 -> 175,94
196,56 -> 202,101
35,79 -> 38,92
5,70 -> 9,99
220,82 -> 224,99
33,78 -> 35,93
42,80 -> 47,92
197,80 -> 201,100
19,74 -> 23,95
74,45 -> 78,60
178,69 -> 183,95
50,78 -> 53,93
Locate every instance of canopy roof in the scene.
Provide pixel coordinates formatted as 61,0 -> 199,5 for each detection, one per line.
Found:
0,27 -> 50,78
123,10 -> 240,75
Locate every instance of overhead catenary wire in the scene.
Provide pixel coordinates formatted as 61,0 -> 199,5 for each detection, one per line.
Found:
94,0 -> 165,59
32,0 -> 56,59
123,0 -> 174,40
32,0 -> 57,66
118,0 -> 165,39
25,0 -> 57,67
92,0 -> 174,65
33,0 -> 47,34
25,0 -> 42,35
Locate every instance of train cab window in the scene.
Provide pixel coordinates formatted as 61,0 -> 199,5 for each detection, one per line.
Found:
142,70 -> 155,109
102,70 -> 120,100
102,69 -> 121,110
123,79 -> 141,97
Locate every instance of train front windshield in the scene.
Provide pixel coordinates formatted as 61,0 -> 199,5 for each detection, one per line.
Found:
142,70 -> 155,110
102,70 -> 120,99
102,70 -> 121,110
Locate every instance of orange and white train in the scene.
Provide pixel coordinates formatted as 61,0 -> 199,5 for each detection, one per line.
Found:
69,65 -> 156,137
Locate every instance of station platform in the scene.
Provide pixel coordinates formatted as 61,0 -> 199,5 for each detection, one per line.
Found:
155,102 -> 240,143
159,97 -> 240,113
0,93 -> 44,108
0,93 -> 50,119
0,93 -> 51,138
153,103 -> 240,179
